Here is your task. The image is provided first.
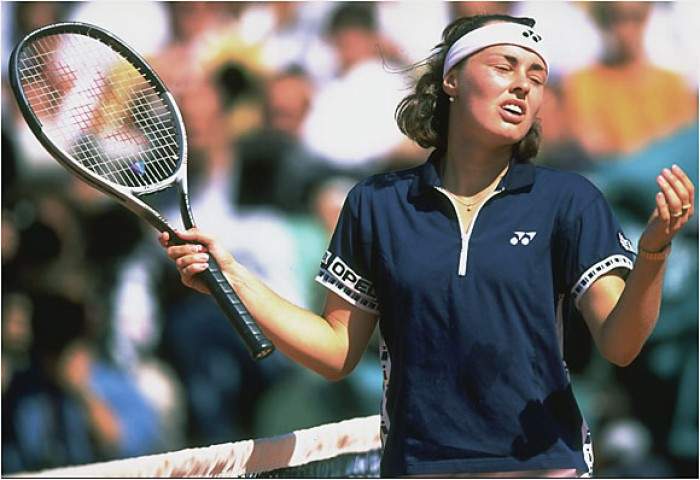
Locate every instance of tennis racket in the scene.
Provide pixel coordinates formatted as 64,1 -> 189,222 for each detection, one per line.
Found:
9,23 -> 274,360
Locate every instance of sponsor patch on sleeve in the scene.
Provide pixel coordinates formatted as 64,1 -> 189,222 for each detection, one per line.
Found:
315,250 -> 379,314
618,232 -> 636,254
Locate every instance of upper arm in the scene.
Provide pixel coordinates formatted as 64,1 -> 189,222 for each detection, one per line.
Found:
315,182 -> 380,377
578,269 -> 626,348
553,180 -> 635,310
323,291 -> 378,378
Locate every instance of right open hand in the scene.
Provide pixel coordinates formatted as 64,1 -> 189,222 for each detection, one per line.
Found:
159,228 -> 237,295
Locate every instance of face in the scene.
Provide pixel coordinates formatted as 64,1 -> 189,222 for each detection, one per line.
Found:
179,79 -> 224,151
603,2 -> 651,62
443,43 -> 547,147
266,74 -> 312,136
331,27 -> 378,72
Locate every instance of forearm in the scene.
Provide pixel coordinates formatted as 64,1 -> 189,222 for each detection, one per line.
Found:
71,386 -> 122,452
597,255 -> 667,365
163,229 -> 362,379
227,263 -> 349,379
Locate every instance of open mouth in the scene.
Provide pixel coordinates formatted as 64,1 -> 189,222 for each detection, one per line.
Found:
502,104 -> 524,115
499,100 -> 527,123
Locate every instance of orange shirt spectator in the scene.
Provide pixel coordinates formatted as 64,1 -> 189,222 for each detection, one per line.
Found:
561,2 -> 697,158
562,62 -> 696,157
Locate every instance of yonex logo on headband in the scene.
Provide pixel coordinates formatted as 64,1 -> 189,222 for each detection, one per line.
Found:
521,29 -> 542,42
442,22 -> 549,78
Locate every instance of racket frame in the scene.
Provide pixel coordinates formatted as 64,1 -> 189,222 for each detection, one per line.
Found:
9,22 -> 194,236
9,22 -> 274,360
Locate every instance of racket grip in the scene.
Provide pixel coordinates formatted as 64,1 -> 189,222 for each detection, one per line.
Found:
197,258 -> 275,360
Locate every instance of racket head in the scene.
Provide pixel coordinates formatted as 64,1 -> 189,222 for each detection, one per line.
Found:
8,22 -> 188,199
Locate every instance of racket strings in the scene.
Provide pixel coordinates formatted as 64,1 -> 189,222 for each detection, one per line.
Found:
17,32 -> 181,189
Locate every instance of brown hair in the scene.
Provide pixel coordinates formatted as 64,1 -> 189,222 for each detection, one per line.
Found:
395,14 -> 541,162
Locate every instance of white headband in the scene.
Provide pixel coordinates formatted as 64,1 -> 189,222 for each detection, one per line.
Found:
442,22 -> 549,78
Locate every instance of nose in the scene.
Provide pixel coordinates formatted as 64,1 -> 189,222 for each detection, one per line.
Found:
510,71 -> 531,98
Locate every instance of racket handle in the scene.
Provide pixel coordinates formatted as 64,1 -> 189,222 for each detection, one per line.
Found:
197,257 -> 275,360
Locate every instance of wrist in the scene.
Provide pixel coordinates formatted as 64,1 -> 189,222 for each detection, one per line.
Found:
637,242 -> 671,261
227,261 -> 258,294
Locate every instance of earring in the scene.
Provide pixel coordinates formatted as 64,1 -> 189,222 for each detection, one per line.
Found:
448,96 -> 455,103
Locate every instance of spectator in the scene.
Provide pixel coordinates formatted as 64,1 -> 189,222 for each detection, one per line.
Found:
560,2 -> 697,158
236,67 -> 332,213
450,1 -> 512,18
2,293 -> 162,473
236,2 -> 337,85
67,1 -> 171,57
301,2 -> 410,173
265,68 -> 314,137
1,293 -> 32,394
3,2 -> 69,179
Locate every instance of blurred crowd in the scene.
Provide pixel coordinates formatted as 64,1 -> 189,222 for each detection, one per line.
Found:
1,1 -> 697,477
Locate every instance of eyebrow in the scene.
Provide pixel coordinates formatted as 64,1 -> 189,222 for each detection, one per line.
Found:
496,53 -> 547,73
492,52 -> 547,73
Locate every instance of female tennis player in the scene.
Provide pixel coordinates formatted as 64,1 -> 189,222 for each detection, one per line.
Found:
161,14 -> 694,477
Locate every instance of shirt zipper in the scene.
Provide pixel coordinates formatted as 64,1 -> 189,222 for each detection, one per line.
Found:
435,187 -> 504,276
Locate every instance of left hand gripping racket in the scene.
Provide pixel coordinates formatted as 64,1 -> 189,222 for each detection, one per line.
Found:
9,23 -> 274,360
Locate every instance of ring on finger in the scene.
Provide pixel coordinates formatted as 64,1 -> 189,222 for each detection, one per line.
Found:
672,210 -> 683,218
682,204 -> 691,210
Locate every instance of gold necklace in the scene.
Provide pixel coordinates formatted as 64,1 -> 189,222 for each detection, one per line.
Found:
448,190 -> 492,212
446,170 -> 508,212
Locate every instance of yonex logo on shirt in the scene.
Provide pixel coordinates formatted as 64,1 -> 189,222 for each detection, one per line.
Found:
510,231 -> 537,246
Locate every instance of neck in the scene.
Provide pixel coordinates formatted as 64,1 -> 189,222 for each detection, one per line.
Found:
601,50 -> 646,69
442,140 -> 512,197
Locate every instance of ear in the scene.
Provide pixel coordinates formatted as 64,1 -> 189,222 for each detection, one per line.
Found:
442,70 -> 458,98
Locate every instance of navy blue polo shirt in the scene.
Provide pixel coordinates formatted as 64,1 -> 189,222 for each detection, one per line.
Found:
315,151 -> 636,476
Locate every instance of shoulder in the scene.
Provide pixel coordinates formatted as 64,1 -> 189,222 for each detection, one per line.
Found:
646,65 -> 691,90
561,66 -> 599,90
535,165 -> 602,195
349,164 -> 424,202
533,165 -> 606,212
2,367 -> 52,406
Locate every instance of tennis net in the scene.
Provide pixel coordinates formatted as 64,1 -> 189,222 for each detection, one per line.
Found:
13,415 -> 381,478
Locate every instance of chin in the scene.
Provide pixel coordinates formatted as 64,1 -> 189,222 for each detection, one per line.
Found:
485,126 -> 528,147
462,115 -> 532,148
498,118 -> 534,142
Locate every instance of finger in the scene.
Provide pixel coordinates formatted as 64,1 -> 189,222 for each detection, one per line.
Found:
656,191 -> 671,226
182,262 -> 208,277
657,174 -> 683,219
167,244 -> 204,260
671,164 -> 695,214
159,231 -> 170,247
175,228 -> 215,246
662,168 -> 690,209
175,253 -> 209,269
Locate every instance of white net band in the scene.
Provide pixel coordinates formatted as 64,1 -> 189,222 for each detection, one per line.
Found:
15,415 -> 381,478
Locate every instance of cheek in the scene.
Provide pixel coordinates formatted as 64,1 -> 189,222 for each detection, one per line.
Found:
529,89 -> 545,117
458,76 -> 503,118
460,70 -> 508,100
